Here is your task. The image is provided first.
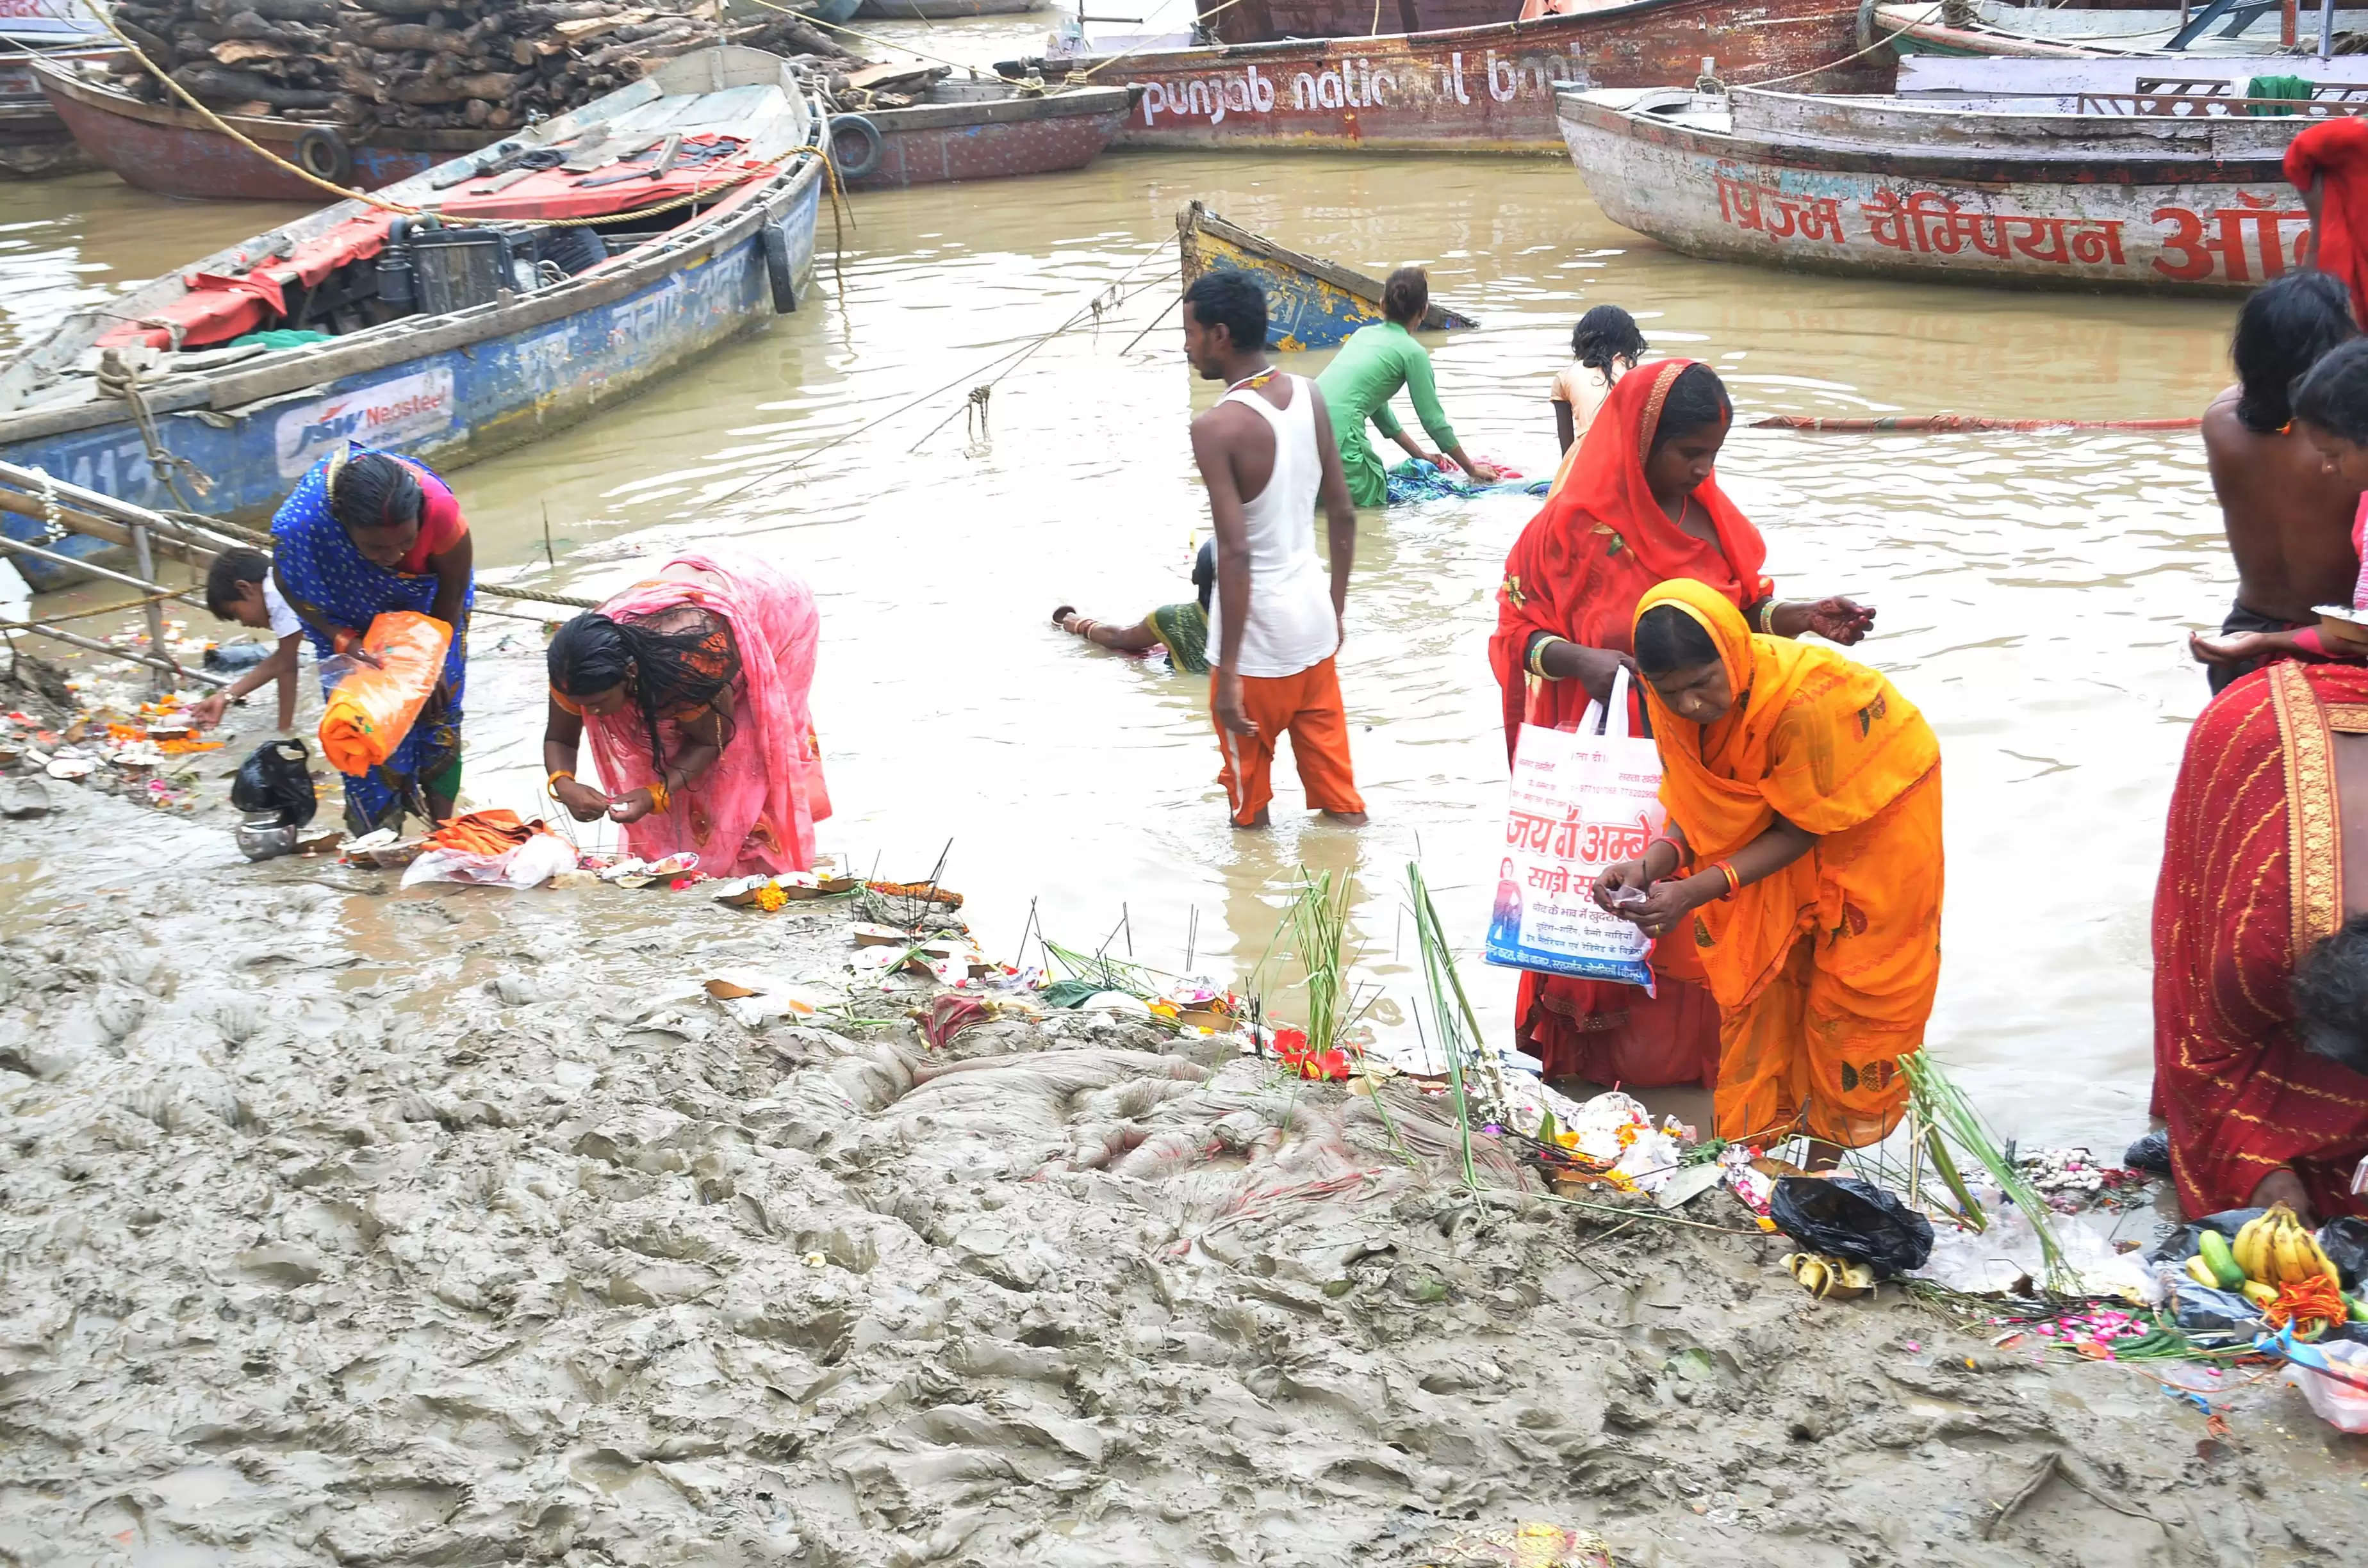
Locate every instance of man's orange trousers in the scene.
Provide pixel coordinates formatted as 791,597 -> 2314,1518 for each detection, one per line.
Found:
1210,656 -> 1365,825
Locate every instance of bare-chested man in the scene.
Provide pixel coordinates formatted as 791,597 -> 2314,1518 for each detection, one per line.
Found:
2192,271 -> 2364,694
1181,270 -> 1367,828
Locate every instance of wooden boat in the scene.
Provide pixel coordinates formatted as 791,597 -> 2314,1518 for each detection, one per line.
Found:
0,42 -> 117,179
1198,0 -> 1517,47
803,0 -> 866,23
1176,200 -> 1477,350
831,77 -> 1133,189
0,46 -> 824,587
31,51 -> 493,201
1004,0 -> 1888,154
1558,79 -> 2341,296
1877,0 -> 2368,58
857,0 -> 1042,17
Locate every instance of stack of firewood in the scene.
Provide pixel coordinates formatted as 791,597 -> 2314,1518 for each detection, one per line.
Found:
102,0 -> 864,135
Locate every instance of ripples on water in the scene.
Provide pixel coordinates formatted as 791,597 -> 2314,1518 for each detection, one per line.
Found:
0,92 -> 2248,1143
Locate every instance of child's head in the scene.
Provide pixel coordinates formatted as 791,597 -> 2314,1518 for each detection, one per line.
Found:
1572,304 -> 1647,372
205,548 -> 272,628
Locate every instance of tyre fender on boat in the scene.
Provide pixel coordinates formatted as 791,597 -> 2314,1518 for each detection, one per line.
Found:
826,114 -> 883,183
762,220 -> 800,313
292,126 -> 352,188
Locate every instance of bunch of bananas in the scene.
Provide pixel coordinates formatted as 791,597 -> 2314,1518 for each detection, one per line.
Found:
2180,1204 -> 2368,1331
2181,1204 -> 2338,1290
1782,1252 -> 1874,1300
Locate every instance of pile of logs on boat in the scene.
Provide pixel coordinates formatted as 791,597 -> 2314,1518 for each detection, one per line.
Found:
99,0 -> 866,135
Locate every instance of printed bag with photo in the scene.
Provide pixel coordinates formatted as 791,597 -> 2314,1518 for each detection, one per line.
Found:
1483,666 -> 1665,989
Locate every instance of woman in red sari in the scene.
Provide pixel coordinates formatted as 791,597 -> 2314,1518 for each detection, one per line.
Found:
2153,660 -> 2368,1222
1487,359 -> 1873,1088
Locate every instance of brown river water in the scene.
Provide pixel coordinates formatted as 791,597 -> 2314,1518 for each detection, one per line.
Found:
0,21 -> 2244,1150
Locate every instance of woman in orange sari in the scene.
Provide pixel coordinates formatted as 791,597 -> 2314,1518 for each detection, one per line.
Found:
1488,359 -> 1872,1088
1592,580 -> 1944,1147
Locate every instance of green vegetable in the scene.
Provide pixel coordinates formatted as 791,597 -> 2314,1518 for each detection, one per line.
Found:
2198,1230 -> 2246,1291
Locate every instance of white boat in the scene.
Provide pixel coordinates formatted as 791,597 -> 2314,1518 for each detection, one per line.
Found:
1895,53 -> 2368,97
1558,78 -> 2346,294
1878,0 -> 2368,58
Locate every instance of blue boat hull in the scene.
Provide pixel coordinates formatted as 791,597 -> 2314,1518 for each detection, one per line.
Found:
3,168 -> 822,589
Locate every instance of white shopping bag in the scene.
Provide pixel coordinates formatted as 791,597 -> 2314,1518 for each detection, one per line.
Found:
1483,666 -> 1665,989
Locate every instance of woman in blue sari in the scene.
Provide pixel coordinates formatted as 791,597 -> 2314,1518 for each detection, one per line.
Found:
270,444 -> 474,832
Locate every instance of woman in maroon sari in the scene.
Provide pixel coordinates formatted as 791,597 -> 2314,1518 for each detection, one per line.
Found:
1486,359 -> 1871,1088
2153,660 -> 2368,1221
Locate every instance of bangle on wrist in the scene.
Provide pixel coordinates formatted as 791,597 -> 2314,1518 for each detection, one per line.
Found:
1647,834 -> 1686,876
547,770 -> 573,794
645,778 -> 671,815
1713,860 -> 1741,901
1527,634 -> 1570,679
1755,601 -> 1780,635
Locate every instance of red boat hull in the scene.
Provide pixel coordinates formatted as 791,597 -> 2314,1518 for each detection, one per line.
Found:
1202,0 -> 1517,47
844,87 -> 1132,190
0,45 -> 113,178
1025,0 -> 1887,153
34,60 -> 484,201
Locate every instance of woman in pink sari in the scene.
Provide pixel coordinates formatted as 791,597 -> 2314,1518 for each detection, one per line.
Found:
542,553 -> 829,874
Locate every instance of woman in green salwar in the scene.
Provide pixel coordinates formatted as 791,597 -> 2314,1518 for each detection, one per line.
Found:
1313,267 -> 1498,507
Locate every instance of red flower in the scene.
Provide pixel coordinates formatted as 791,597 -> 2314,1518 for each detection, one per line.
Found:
1273,1027 -> 1349,1081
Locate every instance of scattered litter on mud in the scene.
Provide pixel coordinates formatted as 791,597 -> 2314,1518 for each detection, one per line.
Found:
3,786 -> 2367,1565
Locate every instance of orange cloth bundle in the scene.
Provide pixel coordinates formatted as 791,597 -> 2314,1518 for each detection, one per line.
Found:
318,611 -> 452,778
425,809 -> 551,855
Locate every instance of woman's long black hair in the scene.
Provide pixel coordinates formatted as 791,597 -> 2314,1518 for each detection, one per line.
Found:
2234,271 -> 2355,435
1572,304 -> 1647,372
548,611 -> 729,772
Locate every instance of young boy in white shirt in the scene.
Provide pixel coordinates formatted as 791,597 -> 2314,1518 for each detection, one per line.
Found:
191,549 -> 302,733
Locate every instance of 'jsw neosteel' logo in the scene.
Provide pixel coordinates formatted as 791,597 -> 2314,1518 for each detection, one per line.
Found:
292,402 -> 362,453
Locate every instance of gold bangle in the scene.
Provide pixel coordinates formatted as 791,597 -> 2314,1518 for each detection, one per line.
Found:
645,779 -> 670,815
547,770 -> 573,794
1527,634 -> 1570,678
1756,601 -> 1780,635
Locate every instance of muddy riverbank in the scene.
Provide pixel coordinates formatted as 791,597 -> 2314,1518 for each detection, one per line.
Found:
3,779 -> 2364,1565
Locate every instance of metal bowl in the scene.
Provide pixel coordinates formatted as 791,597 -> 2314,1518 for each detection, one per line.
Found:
235,814 -> 299,862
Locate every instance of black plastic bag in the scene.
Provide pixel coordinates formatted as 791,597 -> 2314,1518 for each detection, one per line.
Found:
2169,1282 -> 2265,1335
2123,1129 -> 2171,1174
231,738 -> 316,829
2145,1207 -> 2264,1266
2320,1217 -> 2368,1292
1768,1175 -> 1934,1277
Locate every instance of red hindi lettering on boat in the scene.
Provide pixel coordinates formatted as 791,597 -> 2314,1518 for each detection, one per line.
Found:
1860,190 -> 2125,266
2153,195 -> 2310,283
1713,172 -> 1843,245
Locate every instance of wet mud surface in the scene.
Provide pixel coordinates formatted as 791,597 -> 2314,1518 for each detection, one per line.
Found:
4,788 -> 2366,1566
